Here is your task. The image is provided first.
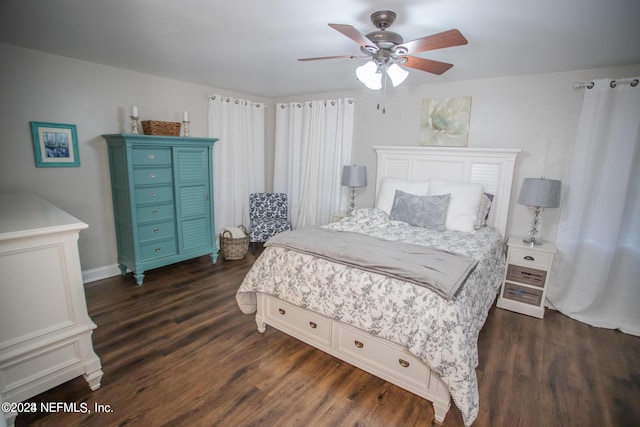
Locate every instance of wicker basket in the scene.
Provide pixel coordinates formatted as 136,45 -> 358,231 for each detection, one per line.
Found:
141,120 -> 181,136
220,225 -> 249,260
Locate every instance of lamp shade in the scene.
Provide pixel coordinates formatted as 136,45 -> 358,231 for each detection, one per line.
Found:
341,165 -> 367,187
518,178 -> 561,208
356,61 -> 382,90
386,63 -> 409,87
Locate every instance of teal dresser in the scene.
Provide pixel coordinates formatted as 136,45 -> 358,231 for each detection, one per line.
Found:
102,134 -> 218,285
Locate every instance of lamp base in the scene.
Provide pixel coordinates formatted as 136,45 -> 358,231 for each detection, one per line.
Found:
522,237 -> 543,246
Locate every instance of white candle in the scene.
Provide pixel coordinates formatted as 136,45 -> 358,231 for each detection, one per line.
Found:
182,111 -> 189,122
131,105 -> 138,117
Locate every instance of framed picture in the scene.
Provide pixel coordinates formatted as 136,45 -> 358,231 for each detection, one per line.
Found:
420,96 -> 472,147
30,121 -> 80,167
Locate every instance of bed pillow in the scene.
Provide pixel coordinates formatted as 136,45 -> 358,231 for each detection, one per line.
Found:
428,178 -> 484,232
389,190 -> 450,231
475,193 -> 494,229
376,178 -> 430,215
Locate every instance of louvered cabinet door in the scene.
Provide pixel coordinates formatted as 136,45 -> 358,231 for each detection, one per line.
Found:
174,146 -> 215,254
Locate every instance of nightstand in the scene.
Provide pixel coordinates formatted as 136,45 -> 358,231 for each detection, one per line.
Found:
496,237 -> 557,319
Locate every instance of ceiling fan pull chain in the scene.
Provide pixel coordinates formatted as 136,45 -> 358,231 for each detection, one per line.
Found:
380,71 -> 388,114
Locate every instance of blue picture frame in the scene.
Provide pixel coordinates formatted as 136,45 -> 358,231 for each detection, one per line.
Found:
30,121 -> 80,168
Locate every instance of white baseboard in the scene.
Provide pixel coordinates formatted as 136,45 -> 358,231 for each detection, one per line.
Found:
82,264 -> 125,284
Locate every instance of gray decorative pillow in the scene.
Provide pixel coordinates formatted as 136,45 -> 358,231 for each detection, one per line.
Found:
389,190 -> 451,231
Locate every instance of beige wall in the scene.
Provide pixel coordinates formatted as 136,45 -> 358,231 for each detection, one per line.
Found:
1,42 -> 638,280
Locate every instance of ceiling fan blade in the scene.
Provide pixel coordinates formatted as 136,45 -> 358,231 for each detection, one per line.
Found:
328,23 -> 376,48
402,56 -> 454,75
397,29 -> 468,54
298,55 -> 362,62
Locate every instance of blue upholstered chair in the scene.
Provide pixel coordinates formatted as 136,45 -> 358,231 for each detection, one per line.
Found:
249,193 -> 291,244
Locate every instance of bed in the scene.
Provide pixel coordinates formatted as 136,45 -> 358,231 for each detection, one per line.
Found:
236,146 -> 520,426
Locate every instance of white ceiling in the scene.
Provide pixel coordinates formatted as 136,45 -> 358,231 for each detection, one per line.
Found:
1,0 -> 639,98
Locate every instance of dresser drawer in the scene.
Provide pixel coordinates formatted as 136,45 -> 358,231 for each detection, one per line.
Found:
264,297 -> 332,347
134,186 -> 173,204
139,238 -> 177,261
506,264 -> 546,287
502,282 -> 543,306
132,147 -> 172,166
508,247 -> 552,270
336,325 -> 429,388
137,220 -> 175,243
133,167 -> 173,185
136,203 -> 175,222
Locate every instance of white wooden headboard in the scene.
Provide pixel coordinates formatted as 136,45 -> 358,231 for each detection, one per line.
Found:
373,146 -> 521,238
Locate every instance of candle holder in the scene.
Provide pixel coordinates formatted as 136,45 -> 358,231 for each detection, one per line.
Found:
182,120 -> 190,137
130,116 -> 140,134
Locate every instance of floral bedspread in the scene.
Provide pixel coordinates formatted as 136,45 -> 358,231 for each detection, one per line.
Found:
236,208 -> 505,426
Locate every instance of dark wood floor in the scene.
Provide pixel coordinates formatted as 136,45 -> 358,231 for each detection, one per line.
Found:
16,249 -> 640,427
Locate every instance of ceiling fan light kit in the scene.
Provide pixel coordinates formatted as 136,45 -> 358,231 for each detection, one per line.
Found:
299,10 -> 468,111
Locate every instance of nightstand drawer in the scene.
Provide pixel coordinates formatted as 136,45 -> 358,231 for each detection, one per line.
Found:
506,264 -> 546,287
502,282 -> 543,306
508,247 -> 552,270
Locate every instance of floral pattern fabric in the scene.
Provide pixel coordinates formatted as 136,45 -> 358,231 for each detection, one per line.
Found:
237,208 -> 505,426
249,193 -> 291,242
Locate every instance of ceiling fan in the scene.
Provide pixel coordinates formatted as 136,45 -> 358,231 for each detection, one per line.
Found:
298,10 -> 468,90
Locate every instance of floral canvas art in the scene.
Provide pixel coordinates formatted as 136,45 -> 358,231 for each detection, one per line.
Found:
420,96 -> 472,146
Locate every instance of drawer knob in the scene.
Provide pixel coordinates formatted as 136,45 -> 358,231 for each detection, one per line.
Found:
150,173 -> 156,178
524,255 -> 535,261
309,321 -> 317,329
155,248 -> 161,253
354,340 -> 364,349
151,192 -> 157,197
154,229 -> 159,234
152,210 -> 158,215
399,359 -> 410,368
278,308 -> 285,315
148,154 -> 155,159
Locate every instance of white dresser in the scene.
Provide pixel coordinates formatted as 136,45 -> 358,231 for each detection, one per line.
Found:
0,193 -> 102,427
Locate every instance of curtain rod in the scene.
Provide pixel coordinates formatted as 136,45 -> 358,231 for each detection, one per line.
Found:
573,78 -> 639,89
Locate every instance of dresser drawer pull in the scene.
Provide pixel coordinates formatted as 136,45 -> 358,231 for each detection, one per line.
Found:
278,308 -> 285,315
149,173 -> 156,178
151,192 -> 157,197
155,248 -> 161,253
398,359 -> 410,368
524,255 -> 535,261
148,154 -> 155,159
309,321 -> 317,329
152,210 -> 158,215
153,229 -> 160,234
354,340 -> 364,349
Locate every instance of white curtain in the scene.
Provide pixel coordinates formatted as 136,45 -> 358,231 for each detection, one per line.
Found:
208,95 -> 266,236
547,77 -> 640,336
273,98 -> 355,229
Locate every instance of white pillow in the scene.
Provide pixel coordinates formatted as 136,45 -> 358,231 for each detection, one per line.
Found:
429,178 -> 484,232
376,178 -> 430,215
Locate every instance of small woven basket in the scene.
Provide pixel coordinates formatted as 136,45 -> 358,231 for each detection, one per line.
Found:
141,120 -> 181,136
220,225 -> 249,260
